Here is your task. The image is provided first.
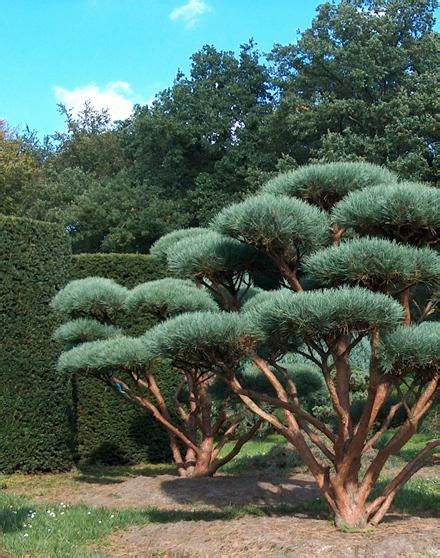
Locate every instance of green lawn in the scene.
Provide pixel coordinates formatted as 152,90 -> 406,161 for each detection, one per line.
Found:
375,431 -> 440,461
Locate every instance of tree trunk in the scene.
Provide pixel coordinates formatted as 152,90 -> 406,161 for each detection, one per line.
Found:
334,507 -> 369,530
192,436 -> 215,477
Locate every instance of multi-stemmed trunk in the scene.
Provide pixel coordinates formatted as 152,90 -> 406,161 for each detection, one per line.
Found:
104,367 -> 261,478
223,341 -> 439,528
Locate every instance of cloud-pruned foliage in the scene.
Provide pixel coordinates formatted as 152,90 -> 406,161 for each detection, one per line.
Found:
247,286 -> 403,343
125,278 -> 219,319
167,230 -> 259,281
150,227 -> 210,265
51,277 -> 128,320
213,194 -> 330,264
54,318 -> 122,349
380,322 -> 440,379
305,237 -> 440,292
332,182 -> 440,246
261,162 -> 397,211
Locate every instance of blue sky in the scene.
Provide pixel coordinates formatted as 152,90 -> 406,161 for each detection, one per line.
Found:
1,0 -> 327,137
1,1 -> 438,138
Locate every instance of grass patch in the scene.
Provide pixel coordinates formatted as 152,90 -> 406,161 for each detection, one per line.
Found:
385,478 -> 440,516
3,463 -> 176,498
218,434 -> 305,475
375,432 -> 439,463
0,493 -> 142,558
221,442 -> 304,474
0,492 -> 327,558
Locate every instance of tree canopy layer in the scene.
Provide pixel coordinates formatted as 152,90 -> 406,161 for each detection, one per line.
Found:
3,0 -> 438,252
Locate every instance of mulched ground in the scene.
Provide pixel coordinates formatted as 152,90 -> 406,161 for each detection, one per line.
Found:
64,473 -> 320,510
104,514 -> 440,557
43,471 -> 438,558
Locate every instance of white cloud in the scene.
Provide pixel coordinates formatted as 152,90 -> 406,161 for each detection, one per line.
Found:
54,81 -> 138,121
170,0 -> 211,29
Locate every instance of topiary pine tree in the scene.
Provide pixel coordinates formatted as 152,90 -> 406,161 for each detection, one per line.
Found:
53,276 -> 263,477
150,161 -> 437,527
53,161 -> 439,527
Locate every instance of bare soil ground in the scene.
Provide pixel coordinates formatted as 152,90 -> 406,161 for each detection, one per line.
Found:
58,473 -> 320,510
104,515 -> 440,558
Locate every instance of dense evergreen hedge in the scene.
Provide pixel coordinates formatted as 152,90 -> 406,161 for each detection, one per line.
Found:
70,253 -> 167,289
0,215 -> 73,472
69,253 -> 173,464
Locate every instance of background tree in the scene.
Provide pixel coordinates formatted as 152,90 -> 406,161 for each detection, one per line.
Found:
4,0 -> 437,252
121,42 -> 274,224
49,103 -> 127,178
268,0 -> 439,182
0,121 -> 41,216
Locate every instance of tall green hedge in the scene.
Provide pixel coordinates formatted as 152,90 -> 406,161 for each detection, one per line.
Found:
69,253 -> 173,464
70,253 -> 167,289
0,215 -> 73,472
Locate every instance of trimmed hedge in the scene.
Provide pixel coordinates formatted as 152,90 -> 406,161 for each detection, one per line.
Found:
69,253 -> 173,464
0,215 -> 73,472
70,253 -> 167,288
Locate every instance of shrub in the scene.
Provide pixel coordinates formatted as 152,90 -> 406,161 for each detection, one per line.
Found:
139,164 -> 439,528
71,253 -> 167,288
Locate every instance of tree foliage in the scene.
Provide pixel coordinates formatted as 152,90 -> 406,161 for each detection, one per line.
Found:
6,2 -> 438,252
53,159 -> 439,525
268,0 -> 439,182
305,237 -> 440,292
54,274 -> 263,478
128,162 -> 439,526
0,121 -> 41,216
261,162 -> 397,211
332,181 -> 440,246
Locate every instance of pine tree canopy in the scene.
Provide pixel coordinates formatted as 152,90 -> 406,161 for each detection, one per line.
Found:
166,230 -> 260,281
145,311 -> 260,368
57,335 -> 151,375
304,237 -> 440,292
261,162 -> 397,211
51,277 -> 128,320
150,227 -> 210,264
332,181 -> 440,246
53,318 -> 122,349
124,278 -> 219,319
247,287 -> 404,344
212,194 -> 330,263
380,322 -> 440,379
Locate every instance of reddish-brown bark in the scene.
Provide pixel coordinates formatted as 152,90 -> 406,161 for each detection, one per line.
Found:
104,368 -> 261,478
222,342 -> 439,528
